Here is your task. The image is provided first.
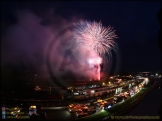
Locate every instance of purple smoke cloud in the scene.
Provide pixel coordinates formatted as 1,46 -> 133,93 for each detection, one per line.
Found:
1,7 -> 112,87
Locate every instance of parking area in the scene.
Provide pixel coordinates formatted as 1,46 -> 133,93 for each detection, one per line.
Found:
68,98 -> 115,118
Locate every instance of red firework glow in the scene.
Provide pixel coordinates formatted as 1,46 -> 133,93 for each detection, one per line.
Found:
88,57 -> 102,80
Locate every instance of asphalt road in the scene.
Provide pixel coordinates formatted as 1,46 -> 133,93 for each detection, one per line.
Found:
3,107 -> 75,120
42,109 -> 76,120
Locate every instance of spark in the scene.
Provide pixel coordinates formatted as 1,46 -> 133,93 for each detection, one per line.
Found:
69,20 -> 118,62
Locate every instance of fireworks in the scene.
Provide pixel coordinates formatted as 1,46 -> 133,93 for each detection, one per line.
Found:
69,20 -> 118,62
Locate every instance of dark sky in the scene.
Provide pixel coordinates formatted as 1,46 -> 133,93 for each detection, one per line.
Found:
1,1 -> 161,74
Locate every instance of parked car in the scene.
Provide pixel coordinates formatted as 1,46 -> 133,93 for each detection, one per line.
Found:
86,109 -> 96,115
10,107 -> 21,116
104,103 -> 113,110
113,95 -> 124,104
76,109 -> 83,117
77,112 -> 89,118
80,105 -> 88,111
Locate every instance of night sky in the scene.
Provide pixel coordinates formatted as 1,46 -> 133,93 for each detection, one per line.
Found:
1,1 -> 161,75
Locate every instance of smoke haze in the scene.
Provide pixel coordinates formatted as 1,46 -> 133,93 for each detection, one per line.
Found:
1,2 -> 114,88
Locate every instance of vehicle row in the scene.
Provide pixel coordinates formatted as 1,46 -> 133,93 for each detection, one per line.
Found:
96,99 -> 113,110
68,104 -> 96,118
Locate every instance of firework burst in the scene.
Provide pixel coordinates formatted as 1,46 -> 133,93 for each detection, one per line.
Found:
69,20 -> 118,62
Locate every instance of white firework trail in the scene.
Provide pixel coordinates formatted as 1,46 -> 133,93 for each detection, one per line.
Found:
69,20 -> 118,62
